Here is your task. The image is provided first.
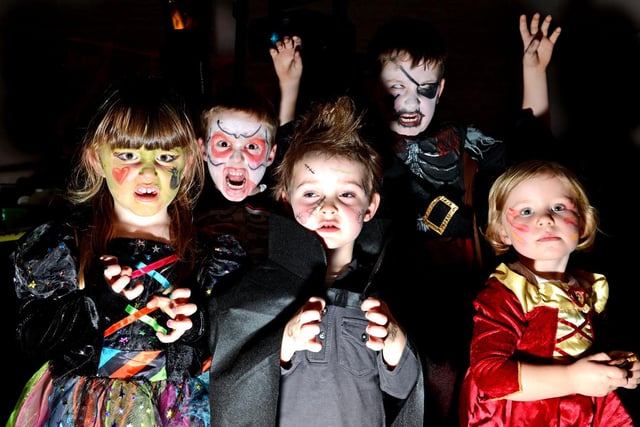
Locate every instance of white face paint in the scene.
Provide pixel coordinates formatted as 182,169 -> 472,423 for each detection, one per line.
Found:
203,110 -> 275,201
378,57 -> 443,137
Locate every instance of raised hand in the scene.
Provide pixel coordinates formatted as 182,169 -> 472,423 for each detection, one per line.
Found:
270,35 -> 303,125
521,13 -> 561,71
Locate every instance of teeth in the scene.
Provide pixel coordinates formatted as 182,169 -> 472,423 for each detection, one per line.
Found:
226,177 -> 245,188
136,187 -> 157,195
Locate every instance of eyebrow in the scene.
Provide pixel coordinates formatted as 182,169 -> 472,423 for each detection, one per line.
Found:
216,120 -> 262,139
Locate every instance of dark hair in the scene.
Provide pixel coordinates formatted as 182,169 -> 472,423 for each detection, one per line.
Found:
367,17 -> 448,79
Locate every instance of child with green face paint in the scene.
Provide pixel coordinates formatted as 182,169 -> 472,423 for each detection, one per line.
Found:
8,76 -> 245,426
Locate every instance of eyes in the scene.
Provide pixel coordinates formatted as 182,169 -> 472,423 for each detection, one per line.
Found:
387,81 -> 440,99
518,204 -> 567,217
212,138 -> 264,155
302,191 -> 357,199
114,150 -> 179,164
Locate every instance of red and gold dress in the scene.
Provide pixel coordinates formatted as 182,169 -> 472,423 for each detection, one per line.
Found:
459,262 -> 634,426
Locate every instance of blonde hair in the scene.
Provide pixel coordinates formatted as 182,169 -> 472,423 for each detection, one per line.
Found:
485,159 -> 599,255
200,86 -> 277,148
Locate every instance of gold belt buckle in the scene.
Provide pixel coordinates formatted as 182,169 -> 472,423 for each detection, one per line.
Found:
422,195 -> 459,235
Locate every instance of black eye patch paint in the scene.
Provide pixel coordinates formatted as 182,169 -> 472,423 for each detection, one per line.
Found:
397,64 -> 440,100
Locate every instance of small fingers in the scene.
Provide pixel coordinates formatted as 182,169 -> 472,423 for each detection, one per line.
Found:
548,26 -> 562,45
120,282 -> 144,300
529,12 -> 541,35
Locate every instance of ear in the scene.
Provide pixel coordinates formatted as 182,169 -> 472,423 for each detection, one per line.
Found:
280,190 -> 288,204
87,148 -> 105,177
266,143 -> 277,167
436,78 -> 446,103
497,224 -> 512,246
363,192 -> 381,222
198,137 -> 207,157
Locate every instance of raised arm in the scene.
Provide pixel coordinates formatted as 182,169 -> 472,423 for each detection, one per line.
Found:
520,13 -> 561,119
270,35 -> 303,126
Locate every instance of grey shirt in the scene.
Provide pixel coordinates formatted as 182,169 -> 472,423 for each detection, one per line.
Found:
279,287 -> 420,427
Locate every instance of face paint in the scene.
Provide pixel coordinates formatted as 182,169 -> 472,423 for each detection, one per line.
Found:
500,175 -> 581,269
170,167 -> 180,190
99,145 -> 186,218
397,65 -> 440,99
287,153 -> 378,250
378,57 -> 441,136
204,110 -> 275,201
112,167 -> 130,185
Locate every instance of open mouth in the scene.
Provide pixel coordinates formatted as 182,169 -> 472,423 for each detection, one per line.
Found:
224,169 -> 247,190
226,175 -> 246,189
317,224 -> 339,231
135,186 -> 158,199
398,113 -> 423,128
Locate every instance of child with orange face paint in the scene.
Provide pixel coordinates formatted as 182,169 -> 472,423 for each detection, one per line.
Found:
459,160 -> 639,426
8,76 -> 245,426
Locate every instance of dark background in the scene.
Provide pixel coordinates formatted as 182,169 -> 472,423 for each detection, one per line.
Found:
0,0 -> 638,423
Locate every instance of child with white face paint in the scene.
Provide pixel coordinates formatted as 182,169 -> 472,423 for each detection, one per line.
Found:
198,35 -> 302,202
200,99 -> 278,202
460,159 -> 639,426
208,96 -> 423,426
196,35 -> 302,266
361,13 -> 562,426
9,76 -> 245,426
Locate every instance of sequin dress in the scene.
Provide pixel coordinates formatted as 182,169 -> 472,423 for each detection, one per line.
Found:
12,220 -> 245,426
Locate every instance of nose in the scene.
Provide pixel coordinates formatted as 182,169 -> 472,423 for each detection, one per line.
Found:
400,89 -> 420,110
139,163 -> 158,178
537,211 -> 555,226
319,197 -> 337,215
229,148 -> 244,162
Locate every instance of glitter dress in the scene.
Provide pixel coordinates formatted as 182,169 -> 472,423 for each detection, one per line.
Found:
12,220 -> 245,426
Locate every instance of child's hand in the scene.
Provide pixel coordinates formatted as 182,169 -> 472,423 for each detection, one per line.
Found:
147,288 -> 197,343
281,296 -> 325,364
520,13 -> 561,71
361,297 -> 407,367
270,35 -> 303,88
608,351 -> 640,389
568,353 -> 632,396
624,358 -> 640,389
101,255 -> 143,300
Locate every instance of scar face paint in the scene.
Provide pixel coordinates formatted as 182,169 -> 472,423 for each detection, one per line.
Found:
204,110 -> 275,201
287,153 -> 378,250
378,57 -> 442,137
99,145 -> 185,218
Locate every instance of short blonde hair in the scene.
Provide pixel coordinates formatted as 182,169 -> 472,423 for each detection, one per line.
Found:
485,160 -> 599,255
